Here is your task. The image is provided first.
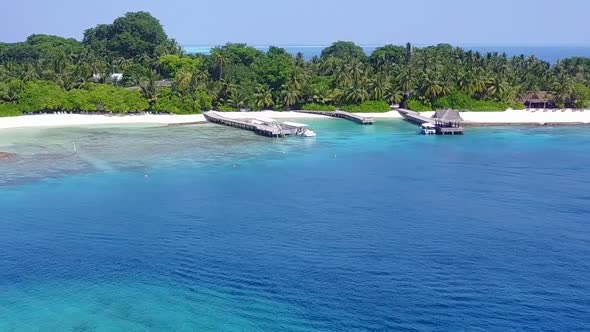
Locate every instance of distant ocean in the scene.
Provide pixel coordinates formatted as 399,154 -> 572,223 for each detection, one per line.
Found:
184,45 -> 590,64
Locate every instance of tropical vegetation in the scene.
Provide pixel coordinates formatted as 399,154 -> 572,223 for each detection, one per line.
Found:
2,11 -> 590,117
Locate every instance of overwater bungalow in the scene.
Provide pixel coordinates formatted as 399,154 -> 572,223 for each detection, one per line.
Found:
432,109 -> 464,128
398,109 -> 464,135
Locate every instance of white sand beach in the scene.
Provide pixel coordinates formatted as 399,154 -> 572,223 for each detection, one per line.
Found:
214,111 -> 330,120
0,113 -> 206,129
0,109 -> 589,130
0,111 -> 328,129
463,109 -> 590,124
423,109 -> 590,125
420,109 -> 590,125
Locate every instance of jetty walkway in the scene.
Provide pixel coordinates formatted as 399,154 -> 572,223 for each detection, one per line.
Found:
397,109 -> 464,135
296,110 -> 374,124
203,111 -> 283,137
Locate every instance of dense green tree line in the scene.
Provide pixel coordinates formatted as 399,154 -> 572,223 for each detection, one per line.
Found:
2,11 -> 590,117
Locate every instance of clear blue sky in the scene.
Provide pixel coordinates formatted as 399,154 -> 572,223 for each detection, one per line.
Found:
2,0 -> 588,46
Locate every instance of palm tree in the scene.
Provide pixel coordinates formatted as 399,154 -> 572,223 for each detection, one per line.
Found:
117,57 -> 133,72
90,57 -> 108,83
206,81 -> 221,106
0,79 -> 23,103
334,65 -> 352,87
49,51 -> 67,75
192,69 -> 209,90
552,72 -> 574,107
487,76 -> 508,100
227,90 -> 249,111
396,67 -> 417,106
20,64 -> 38,82
0,65 -> 8,82
312,86 -> 334,105
440,80 -> 452,97
343,84 -> 369,104
421,76 -> 443,100
60,68 -> 77,91
288,67 -> 306,91
470,69 -> 489,97
174,69 -> 193,97
136,54 -> 153,67
319,55 -> 338,75
369,74 -> 389,100
345,59 -> 365,85
254,85 -> 274,110
454,69 -> 471,94
295,52 -> 305,68
212,49 -> 227,80
405,42 -> 413,64
74,60 -> 93,85
385,89 -> 403,105
281,83 -> 300,110
219,79 -> 238,103
134,70 -> 160,108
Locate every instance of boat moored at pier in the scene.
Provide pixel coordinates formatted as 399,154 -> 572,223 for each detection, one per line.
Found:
420,123 -> 437,135
281,121 -> 317,137
398,109 -> 465,135
204,111 -> 317,138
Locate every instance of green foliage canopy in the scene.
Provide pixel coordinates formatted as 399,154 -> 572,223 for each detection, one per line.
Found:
83,11 -> 170,59
321,41 -> 366,61
2,12 -> 590,115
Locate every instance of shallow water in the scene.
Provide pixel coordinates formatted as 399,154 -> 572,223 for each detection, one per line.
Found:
1,120 -> 590,331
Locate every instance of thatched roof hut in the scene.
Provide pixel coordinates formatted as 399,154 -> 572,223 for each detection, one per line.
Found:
432,109 -> 463,122
519,91 -> 575,108
519,91 -> 556,108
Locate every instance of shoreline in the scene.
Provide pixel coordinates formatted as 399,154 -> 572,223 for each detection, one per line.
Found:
462,122 -> 590,127
0,109 -> 589,130
0,111 -> 326,130
0,111 -> 398,130
421,109 -> 590,125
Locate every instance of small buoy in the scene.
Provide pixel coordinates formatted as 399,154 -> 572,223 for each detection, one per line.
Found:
144,174 -> 149,178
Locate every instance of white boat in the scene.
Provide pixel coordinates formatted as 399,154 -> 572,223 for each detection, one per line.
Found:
420,123 -> 437,135
251,117 -> 277,125
281,121 -> 317,137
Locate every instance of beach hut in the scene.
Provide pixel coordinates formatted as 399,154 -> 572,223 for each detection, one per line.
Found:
519,91 -> 576,109
520,91 -> 556,109
432,109 -> 463,127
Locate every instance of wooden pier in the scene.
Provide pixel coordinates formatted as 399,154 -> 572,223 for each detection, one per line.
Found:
398,109 -> 464,135
296,110 -> 374,124
203,111 -> 284,137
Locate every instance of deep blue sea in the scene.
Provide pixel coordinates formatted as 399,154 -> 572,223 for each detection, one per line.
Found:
185,45 -> 590,64
1,119 -> 590,331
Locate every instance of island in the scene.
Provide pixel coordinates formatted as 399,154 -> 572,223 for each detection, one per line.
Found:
1,11 -> 590,127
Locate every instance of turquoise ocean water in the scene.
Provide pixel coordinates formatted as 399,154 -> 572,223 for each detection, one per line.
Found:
1,119 -> 590,330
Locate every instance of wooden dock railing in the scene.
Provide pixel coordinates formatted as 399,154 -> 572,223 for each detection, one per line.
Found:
397,109 -> 465,135
296,110 -> 374,124
203,111 -> 283,137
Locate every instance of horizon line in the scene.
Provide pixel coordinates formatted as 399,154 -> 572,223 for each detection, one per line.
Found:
182,43 -> 590,48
